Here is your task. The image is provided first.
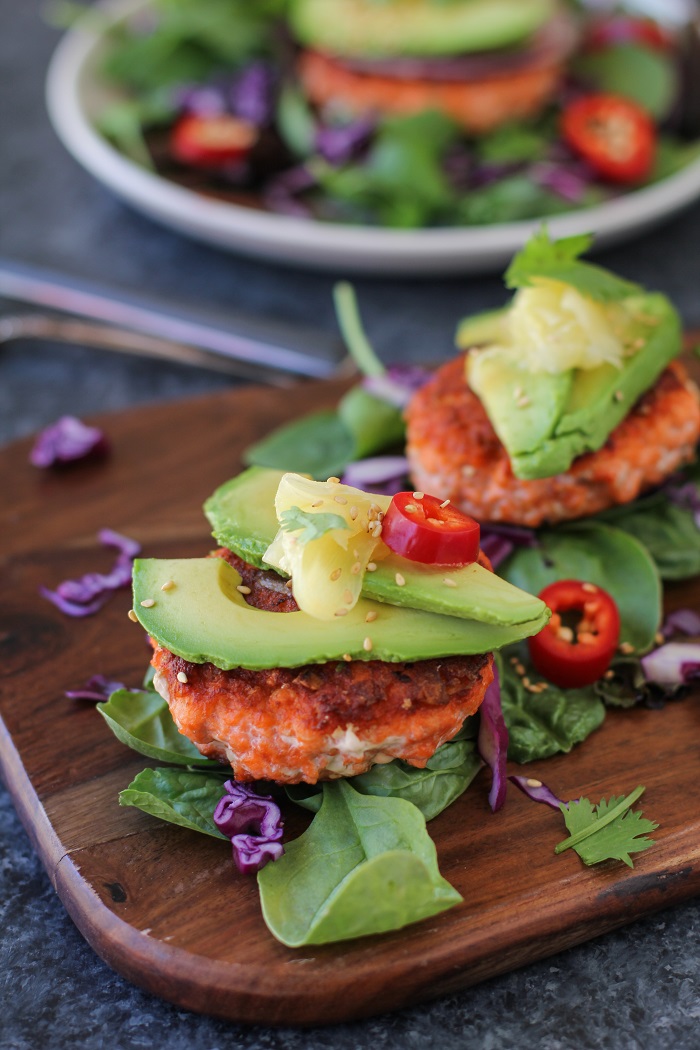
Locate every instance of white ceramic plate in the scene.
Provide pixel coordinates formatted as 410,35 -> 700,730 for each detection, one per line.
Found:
46,0 -> 700,275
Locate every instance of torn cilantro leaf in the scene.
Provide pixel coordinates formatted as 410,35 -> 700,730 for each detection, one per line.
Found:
279,506 -> 349,544
556,786 -> 657,868
504,227 -> 641,302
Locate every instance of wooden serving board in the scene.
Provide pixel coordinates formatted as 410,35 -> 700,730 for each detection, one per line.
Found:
1,374 -> 700,1027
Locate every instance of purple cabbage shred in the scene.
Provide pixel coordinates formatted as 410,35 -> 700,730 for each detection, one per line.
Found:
362,364 -> 431,408
480,523 -> 538,569
230,62 -> 275,127
666,479 -> 700,528
640,642 -> 700,688
213,780 -> 284,874
508,775 -> 566,810
663,607 -> 700,638
30,415 -> 109,468
477,666 -> 509,812
341,455 -> 410,495
64,675 -> 130,702
315,116 -> 375,166
40,528 -> 141,617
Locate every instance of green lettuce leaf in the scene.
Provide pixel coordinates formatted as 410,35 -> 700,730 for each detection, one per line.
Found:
258,779 -> 461,946
119,767 -> 229,838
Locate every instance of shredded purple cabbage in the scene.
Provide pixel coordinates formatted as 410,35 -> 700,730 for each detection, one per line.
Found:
479,534 -> 514,569
663,608 -> 700,638
213,780 -> 284,874
362,364 -> 431,408
480,523 -> 538,569
508,775 -> 566,810
40,528 -> 141,617
263,165 -> 316,217
30,415 -> 109,468
315,116 -> 375,166
172,83 -> 227,117
666,479 -> 700,528
65,675 -> 130,702
230,62 -> 275,127
641,643 -> 700,688
341,455 -> 410,495
531,161 -> 591,204
477,666 -> 509,812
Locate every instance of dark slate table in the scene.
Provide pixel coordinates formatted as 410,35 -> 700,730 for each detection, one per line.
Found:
2,3 -> 700,1048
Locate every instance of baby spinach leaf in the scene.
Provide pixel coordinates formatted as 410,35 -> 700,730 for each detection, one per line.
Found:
243,409 -> 355,479
119,767 -> 229,838
98,689 -> 219,766
573,44 -> 677,120
501,520 -> 662,651
598,497 -> 700,581
258,779 -> 461,946
499,654 -> 605,764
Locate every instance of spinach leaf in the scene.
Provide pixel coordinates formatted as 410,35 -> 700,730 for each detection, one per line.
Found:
119,767 -> 229,838
573,44 -> 677,120
499,654 -> 605,764
243,409 -> 355,479
98,689 -> 220,766
286,733 -> 482,820
597,495 -> 700,581
258,779 -> 461,946
501,520 -> 661,651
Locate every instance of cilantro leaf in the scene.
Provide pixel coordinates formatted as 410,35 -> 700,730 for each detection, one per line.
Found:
505,227 -> 641,301
279,506 -> 350,544
556,786 -> 657,868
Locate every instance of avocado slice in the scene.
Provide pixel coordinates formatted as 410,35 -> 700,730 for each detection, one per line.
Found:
204,467 -> 549,627
132,557 -> 550,670
465,292 -> 681,480
289,0 -> 557,58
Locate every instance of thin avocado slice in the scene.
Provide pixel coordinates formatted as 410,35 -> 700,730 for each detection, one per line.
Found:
461,291 -> 681,480
455,307 -> 509,349
289,0 -> 557,57
204,468 -> 549,626
132,557 -> 550,670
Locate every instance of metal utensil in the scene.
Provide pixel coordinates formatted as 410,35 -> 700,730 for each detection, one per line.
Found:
0,258 -> 347,381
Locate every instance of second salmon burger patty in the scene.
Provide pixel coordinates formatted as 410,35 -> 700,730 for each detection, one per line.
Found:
406,355 -> 700,528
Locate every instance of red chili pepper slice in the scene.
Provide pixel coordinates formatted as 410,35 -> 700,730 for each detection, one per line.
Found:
170,114 -> 258,170
528,579 -> 621,689
561,93 -> 656,185
381,491 -> 480,566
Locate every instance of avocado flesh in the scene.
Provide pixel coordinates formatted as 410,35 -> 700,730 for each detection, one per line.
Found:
204,468 -> 548,627
133,558 -> 550,670
289,0 -> 557,58
466,292 -> 681,481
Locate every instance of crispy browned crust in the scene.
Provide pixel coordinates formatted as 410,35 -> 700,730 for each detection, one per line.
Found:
406,354 -> 700,527
151,554 -> 493,783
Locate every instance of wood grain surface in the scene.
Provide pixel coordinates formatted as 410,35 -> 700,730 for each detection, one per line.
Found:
1,369 -> 700,1027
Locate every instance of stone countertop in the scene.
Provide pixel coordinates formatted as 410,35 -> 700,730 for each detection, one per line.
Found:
2,3 -> 700,1047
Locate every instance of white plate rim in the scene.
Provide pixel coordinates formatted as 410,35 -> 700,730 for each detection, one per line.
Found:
45,0 -> 700,274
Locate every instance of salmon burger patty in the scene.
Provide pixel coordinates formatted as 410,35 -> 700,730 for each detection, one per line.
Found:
151,553 -> 493,784
406,354 -> 700,528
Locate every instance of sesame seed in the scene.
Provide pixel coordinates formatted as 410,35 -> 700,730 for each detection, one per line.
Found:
343,589 -> 353,605
140,598 -> 155,608
582,582 -> 597,592
176,671 -> 188,684
619,641 -> 635,654
312,499 -> 324,508
510,656 -> 519,666
412,491 -> 424,500
330,568 -> 342,581
526,778 -> 542,788
513,386 -> 523,399
395,572 -> 406,587
516,395 -> 531,408
350,506 -> 358,520
363,636 -> 373,652
515,662 -> 526,676
334,495 -> 348,505
462,464 -> 475,477
604,670 -> 615,680
161,580 -> 175,591
285,579 -> 294,589
405,503 -> 418,513
343,653 -> 352,662
522,676 -> 532,688
372,522 -> 383,538
578,631 -> 596,645
633,337 -> 645,349
335,607 -> 348,617
443,577 -> 457,588
654,631 -> 665,646
327,477 -> 340,484
127,609 -> 138,622
402,698 -> 412,710
365,610 -> 378,623
557,625 -> 574,643
614,390 -> 624,402
367,562 -> 377,572
236,585 -> 251,595
427,517 -> 444,526
439,499 -> 450,509
351,561 -> 362,575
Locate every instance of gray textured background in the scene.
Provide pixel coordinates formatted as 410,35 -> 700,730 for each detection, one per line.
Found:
2,3 -> 700,1047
